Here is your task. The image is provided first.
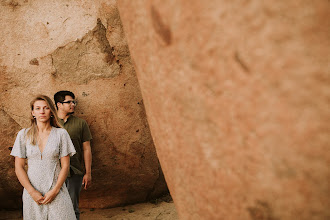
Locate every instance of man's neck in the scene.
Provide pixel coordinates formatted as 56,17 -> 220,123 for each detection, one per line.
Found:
57,110 -> 71,122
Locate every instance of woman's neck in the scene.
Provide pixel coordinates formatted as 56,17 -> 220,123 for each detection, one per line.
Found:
37,122 -> 52,132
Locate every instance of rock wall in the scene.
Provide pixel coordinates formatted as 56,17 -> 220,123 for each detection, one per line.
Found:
117,0 -> 330,219
0,0 -> 167,208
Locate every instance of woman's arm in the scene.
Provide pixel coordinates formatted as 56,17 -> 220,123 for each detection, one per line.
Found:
41,155 -> 70,204
15,157 -> 44,205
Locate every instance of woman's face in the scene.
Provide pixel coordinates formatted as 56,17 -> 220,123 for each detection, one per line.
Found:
32,100 -> 52,123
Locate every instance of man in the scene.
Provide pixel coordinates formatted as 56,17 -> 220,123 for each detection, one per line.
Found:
54,90 -> 92,220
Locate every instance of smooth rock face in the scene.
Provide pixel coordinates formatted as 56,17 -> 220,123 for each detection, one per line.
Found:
117,0 -> 330,219
0,0 -> 167,208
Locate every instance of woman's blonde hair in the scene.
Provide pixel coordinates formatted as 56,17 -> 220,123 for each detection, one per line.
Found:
26,95 -> 62,145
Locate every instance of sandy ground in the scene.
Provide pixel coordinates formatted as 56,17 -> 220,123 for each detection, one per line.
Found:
0,200 -> 178,220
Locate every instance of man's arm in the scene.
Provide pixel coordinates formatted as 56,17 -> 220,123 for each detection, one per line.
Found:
82,141 -> 92,190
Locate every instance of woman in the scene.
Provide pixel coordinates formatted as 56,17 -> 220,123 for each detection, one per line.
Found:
11,95 -> 76,219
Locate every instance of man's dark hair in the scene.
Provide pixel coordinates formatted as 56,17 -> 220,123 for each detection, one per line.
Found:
54,90 -> 75,109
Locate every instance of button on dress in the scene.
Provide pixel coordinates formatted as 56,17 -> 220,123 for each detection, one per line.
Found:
11,127 -> 77,220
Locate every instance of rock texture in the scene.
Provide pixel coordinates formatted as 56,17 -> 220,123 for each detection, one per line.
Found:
0,0 -> 167,208
117,0 -> 330,219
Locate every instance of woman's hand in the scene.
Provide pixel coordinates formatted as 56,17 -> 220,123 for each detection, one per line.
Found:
30,190 -> 44,205
40,155 -> 69,205
40,188 -> 59,205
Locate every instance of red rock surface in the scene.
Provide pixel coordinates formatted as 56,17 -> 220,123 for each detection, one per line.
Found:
117,0 -> 330,219
0,1 -> 167,209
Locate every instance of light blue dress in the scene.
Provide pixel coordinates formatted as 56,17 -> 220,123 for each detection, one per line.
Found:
11,127 -> 76,220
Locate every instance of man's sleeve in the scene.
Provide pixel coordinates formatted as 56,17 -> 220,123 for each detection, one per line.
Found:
82,120 -> 92,143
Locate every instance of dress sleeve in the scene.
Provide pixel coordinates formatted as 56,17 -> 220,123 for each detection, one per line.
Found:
10,129 -> 27,158
60,129 -> 76,158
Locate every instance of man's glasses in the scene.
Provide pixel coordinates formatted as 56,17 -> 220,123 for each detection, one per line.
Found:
60,100 -> 77,105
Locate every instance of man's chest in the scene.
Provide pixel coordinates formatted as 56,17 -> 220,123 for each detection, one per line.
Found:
63,123 -> 82,140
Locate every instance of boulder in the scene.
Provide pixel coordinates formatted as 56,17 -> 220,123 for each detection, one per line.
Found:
117,0 -> 330,219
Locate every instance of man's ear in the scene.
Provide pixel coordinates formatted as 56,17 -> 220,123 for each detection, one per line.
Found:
56,102 -> 61,109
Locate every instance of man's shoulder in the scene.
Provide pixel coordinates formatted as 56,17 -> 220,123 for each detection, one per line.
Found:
66,115 -> 92,140
69,115 -> 87,123
68,115 -> 89,129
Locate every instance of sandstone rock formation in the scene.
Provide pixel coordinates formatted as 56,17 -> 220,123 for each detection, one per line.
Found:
117,0 -> 330,219
0,0 -> 167,209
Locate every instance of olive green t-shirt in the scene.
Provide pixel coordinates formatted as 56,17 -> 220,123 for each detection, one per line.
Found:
59,115 -> 92,176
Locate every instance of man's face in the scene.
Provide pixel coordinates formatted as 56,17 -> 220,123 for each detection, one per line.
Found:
58,95 -> 76,114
